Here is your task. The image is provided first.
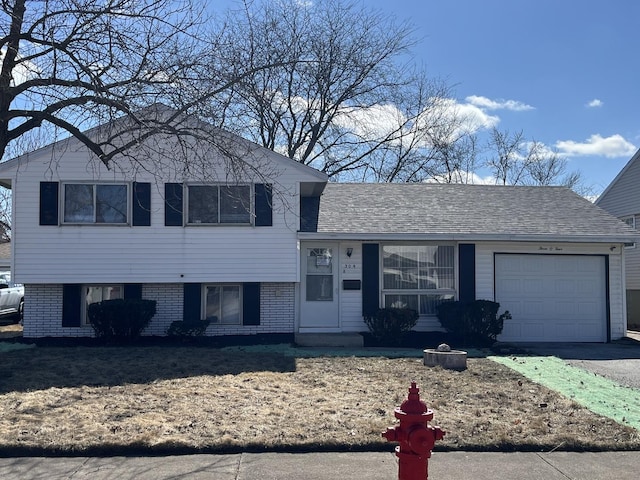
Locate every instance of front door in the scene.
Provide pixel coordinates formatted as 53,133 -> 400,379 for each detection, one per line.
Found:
300,244 -> 340,329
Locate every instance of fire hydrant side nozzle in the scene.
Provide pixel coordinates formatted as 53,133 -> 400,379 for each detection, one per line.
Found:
382,382 -> 445,480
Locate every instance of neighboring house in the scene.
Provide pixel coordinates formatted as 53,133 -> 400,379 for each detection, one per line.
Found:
0,241 -> 10,271
0,113 -> 636,342
596,148 -> 640,330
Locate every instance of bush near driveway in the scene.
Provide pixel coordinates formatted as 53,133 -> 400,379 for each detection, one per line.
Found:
0,345 -> 638,455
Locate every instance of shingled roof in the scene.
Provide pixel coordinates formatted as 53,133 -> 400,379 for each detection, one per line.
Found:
303,183 -> 638,242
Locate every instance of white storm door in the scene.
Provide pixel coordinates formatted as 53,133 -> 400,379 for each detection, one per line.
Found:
300,244 -> 340,329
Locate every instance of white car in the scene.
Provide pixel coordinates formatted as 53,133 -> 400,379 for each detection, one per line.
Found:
0,271 -> 24,322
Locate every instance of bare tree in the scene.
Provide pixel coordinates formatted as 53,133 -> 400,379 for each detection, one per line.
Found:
484,128 -> 591,193
205,0 -> 451,180
0,0 -> 279,171
485,128 -> 528,185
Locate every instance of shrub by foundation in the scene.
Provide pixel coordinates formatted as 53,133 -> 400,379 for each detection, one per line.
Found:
364,307 -> 418,346
167,319 -> 211,337
437,300 -> 511,346
88,298 -> 157,341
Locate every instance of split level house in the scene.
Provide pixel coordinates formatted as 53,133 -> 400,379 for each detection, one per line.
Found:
596,147 -> 640,330
0,111 -> 637,343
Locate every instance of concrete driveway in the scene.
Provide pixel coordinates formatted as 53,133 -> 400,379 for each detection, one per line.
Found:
515,333 -> 640,389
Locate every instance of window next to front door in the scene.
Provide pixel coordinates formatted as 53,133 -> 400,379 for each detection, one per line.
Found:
382,244 -> 455,315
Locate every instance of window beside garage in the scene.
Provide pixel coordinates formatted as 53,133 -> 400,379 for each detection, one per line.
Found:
382,244 -> 455,315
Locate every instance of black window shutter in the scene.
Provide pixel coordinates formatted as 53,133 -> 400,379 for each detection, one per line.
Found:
243,283 -> 261,325
299,196 -> 320,232
39,181 -> 59,226
124,284 -> 143,300
62,284 -> 82,327
458,243 -> 476,303
164,183 -> 183,226
254,184 -> 273,227
183,283 -> 201,324
362,243 -> 380,317
132,182 -> 151,226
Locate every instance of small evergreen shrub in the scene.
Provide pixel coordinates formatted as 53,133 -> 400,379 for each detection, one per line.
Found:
167,319 -> 211,337
436,299 -> 511,346
364,307 -> 419,346
88,298 -> 157,341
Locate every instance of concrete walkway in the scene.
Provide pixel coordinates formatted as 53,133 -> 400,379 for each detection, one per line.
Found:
2,451 -> 640,480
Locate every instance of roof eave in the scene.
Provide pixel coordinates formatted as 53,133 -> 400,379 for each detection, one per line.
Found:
297,232 -> 639,244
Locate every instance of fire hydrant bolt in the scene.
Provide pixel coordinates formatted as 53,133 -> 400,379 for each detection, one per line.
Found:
382,382 -> 445,480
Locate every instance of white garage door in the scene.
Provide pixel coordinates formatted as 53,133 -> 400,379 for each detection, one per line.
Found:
495,254 -> 607,342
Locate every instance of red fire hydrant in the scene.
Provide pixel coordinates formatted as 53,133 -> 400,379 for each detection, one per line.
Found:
382,382 -> 445,480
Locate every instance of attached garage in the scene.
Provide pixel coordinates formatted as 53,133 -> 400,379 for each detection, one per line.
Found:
495,254 -> 607,342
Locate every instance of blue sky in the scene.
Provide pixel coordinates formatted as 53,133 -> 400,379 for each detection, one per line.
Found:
364,0 -> 639,195
214,0 -> 639,195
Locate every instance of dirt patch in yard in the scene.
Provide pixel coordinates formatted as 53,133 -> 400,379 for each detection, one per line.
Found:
0,323 -> 21,340
0,345 -> 638,455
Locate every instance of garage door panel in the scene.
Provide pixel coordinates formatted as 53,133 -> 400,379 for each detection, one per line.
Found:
556,279 -> 576,295
554,300 -> 580,317
497,278 -> 522,295
523,279 -> 544,294
578,279 -> 600,295
496,254 -> 606,342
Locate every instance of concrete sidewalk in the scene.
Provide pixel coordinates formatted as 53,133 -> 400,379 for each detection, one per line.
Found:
1,451 -> 640,479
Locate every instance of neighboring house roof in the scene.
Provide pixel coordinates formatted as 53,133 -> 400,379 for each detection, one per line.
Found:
303,183 -> 638,243
595,148 -> 640,206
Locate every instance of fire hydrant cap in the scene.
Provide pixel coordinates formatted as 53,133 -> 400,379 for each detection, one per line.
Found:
399,382 -> 428,415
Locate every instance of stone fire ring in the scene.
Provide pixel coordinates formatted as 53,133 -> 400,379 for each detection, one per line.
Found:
423,348 -> 468,370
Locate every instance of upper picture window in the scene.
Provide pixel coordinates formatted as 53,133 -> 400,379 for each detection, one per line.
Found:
63,183 -> 128,224
187,185 -> 251,225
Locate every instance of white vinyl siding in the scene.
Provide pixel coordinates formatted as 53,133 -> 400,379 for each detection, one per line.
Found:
5,135 -> 317,285
596,151 -> 640,289
8,137 -> 318,285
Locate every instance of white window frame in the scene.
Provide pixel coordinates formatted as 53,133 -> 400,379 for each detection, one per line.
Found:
202,283 -> 243,325
381,243 -> 456,316
622,215 -> 637,249
62,182 -> 130,225
82,284 -> 124,325
186,184 -> 253,226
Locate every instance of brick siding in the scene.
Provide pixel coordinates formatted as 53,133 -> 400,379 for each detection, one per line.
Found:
22,283 -> 295,338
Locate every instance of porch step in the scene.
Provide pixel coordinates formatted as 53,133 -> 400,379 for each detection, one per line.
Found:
294,333 -> 364,348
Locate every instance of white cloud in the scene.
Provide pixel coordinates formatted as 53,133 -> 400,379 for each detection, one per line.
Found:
555,134 -> 637,158
0,49 -> 37,85
428,170 -> 496,185
465,95 -> 535,112
586,99 -> 603,108
448,98 -> 501,132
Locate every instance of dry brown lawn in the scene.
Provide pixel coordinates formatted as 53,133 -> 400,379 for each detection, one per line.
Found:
0,344 -> 639,455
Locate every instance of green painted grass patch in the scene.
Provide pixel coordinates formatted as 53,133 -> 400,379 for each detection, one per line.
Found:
490,355 -> 640,431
